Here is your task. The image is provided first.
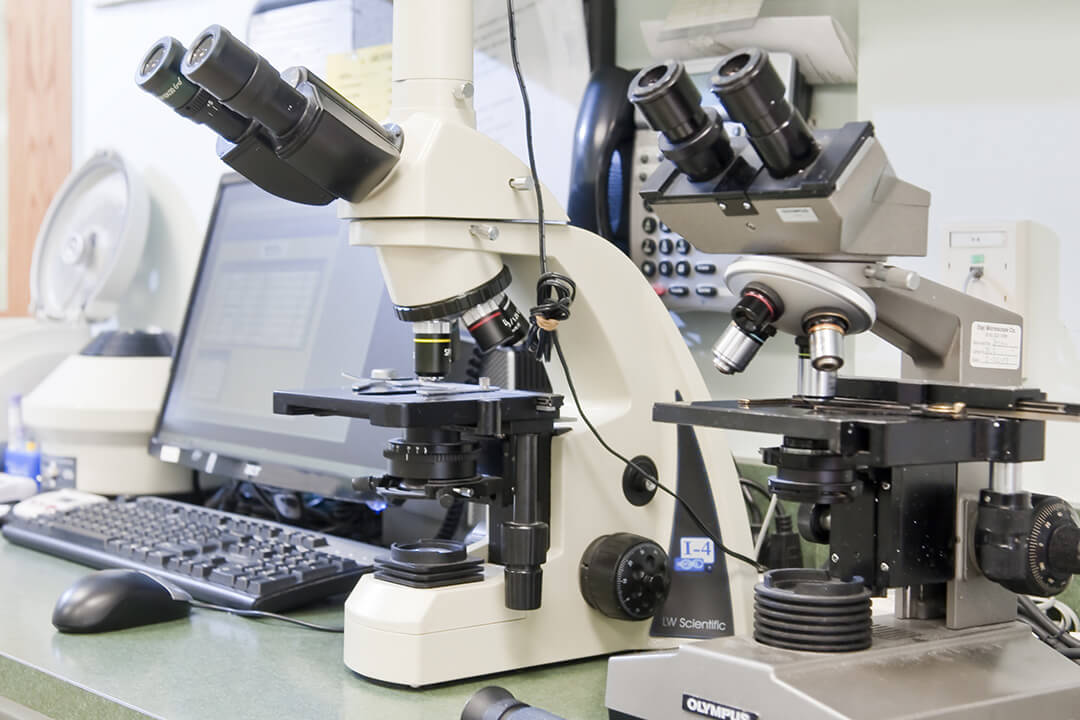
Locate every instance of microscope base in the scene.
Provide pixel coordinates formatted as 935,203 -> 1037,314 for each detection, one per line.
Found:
606,616 -> 1080,719
342,565 -> 674,687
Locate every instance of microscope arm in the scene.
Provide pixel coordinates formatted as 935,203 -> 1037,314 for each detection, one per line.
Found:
817,262 -> 1026,386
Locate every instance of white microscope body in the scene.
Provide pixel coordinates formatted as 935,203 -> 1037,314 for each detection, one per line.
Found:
334,0 -> 755,686
135,0 -> 757,687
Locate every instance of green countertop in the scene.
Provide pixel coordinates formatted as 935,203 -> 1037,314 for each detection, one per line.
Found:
0,538 -> 608,720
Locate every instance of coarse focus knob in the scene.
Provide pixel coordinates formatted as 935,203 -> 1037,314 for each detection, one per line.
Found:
579,533 -> 670,621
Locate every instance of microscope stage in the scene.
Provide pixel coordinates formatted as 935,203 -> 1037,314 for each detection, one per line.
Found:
273,383 -> 562,431
654,382 -> 1047,468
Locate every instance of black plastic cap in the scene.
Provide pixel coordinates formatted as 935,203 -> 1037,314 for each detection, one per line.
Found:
504,566 -> 543,611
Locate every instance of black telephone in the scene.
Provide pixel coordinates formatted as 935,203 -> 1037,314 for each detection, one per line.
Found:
569,56 -> 810,313
567,66 -> 638,256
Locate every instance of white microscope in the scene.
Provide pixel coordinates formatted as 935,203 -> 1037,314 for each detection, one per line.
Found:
134,0 -> 759,687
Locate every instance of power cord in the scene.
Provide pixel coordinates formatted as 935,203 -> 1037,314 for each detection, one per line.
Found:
1018,594 -> 1080,662
504,0 -> 764,574
504,0 -> 576,363
189,599 -> 344,633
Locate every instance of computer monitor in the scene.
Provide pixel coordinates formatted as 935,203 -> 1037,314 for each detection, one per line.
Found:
151,175 -> 421,500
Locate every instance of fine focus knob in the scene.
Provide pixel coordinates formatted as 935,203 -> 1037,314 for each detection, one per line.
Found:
579,533 -> 670,621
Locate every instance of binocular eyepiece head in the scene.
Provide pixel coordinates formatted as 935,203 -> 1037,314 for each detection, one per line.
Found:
629,48 -> 819,181
134,25 -> 402,206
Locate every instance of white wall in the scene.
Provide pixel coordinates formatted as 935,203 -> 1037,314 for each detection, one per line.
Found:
72,0 -> 258,332
856,0 -> 1080,500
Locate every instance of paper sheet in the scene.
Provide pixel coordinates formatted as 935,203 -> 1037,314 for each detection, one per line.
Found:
325,44 -> 394,123
661,0 -> 763,36
642,16 -> 857,85
247,0 -> 354,78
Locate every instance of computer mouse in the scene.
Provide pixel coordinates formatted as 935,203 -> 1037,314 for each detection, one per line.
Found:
52,569 -> 192,633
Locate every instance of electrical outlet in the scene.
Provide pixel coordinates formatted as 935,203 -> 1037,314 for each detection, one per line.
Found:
943,221 -> 1029,316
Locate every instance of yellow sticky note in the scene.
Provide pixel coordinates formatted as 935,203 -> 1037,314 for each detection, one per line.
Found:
326,44 -> 393,123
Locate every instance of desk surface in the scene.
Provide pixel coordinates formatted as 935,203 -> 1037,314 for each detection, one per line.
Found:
0,537 -> 608,720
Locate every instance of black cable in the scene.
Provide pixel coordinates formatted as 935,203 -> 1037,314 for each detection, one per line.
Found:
504,0 -> 576,363
204,483 -> 230,510
1018,596 -> 1080,662
189,600 -> 344,633
503,2 -> 763,575
247,482 -> 284,522
1020,596 -> 1080,648
552,334 -> 766,572
191,470 -> 203,503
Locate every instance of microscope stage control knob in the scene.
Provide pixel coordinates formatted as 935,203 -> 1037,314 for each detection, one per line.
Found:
579,533 -> 670,621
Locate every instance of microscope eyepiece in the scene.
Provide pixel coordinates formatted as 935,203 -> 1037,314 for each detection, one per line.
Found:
629,61 -> 736,182
631,62 -> 707,144
711,47 -> 819,178
182,25 -> 307,137
134,36 -> 249,141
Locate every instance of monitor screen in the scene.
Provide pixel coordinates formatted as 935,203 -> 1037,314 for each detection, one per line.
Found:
152,176 -> 416,498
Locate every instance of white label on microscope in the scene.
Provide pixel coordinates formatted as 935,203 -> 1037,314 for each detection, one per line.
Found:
970,321 -> 1022,370
776,206 -> 819,223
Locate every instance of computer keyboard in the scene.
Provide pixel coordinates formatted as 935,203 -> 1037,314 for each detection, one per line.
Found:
2,496 -> 384,611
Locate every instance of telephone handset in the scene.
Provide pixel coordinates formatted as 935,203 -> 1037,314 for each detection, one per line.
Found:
567,65 -> 638,256
569,54 -> 808,313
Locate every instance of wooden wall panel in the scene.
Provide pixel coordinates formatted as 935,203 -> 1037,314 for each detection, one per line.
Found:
2,0 -> 71,316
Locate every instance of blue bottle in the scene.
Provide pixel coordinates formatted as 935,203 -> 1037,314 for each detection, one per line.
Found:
4,395 -> 41,481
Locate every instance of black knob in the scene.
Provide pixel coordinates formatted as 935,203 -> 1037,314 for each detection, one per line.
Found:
668,285 -> 689,297
976,493 -> 1080,597
675,261 -> 691,277
642,217 -> 657,233
641,261 -> 656,278
658,261 -> 673,277
658,238 -> 673,255
675,238 -> 690,254
1048,521 -> 1080,575
641,238 -> 656,255
580,533 -> 670,621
